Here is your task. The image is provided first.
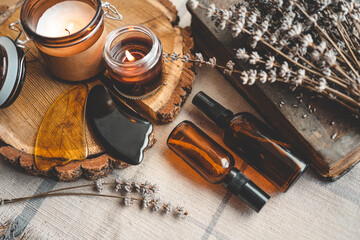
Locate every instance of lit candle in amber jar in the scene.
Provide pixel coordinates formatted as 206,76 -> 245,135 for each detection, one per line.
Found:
103,25 -> 163,99
36,1 -> 95,38
20,0 -> 121,81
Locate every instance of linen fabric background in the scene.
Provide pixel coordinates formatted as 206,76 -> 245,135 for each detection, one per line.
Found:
1,0 -> 359,239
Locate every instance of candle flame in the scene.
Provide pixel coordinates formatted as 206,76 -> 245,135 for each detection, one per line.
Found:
65,22 -> 74,35
125,50 -> 135,62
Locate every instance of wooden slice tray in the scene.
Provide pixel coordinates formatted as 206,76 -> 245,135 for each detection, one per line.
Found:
0,0 -> 195,181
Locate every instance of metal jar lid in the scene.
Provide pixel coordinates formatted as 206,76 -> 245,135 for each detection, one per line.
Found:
0,36 -> 26,108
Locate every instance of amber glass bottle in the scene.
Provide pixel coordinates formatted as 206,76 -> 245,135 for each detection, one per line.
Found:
167,120 -> 270,212
192,92 -> 308,192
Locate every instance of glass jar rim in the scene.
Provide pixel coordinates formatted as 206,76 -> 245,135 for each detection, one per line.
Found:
104,24 -> 160,68
20,0 -> 103,46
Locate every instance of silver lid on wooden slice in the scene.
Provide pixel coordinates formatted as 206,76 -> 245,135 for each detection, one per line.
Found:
0,36 -> 26,108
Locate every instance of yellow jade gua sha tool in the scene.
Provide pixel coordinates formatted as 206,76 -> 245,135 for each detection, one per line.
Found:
34,84 -> 89,171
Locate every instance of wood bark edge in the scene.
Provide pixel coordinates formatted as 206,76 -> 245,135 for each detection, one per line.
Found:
156,26 -> 195,123
0,133 -> 156,181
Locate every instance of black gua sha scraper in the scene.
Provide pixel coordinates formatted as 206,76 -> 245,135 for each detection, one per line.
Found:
86,85 -> 153,165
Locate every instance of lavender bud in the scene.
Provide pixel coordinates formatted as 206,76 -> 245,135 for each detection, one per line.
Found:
236,48 -> 249,61
206,4 -> 216,18
259,71 -> 268,83
316,78 -> 327,92
268,70 -> 277,83
249,51 -> 261,65
240,71 -> 249,85
265,56 -> 275,70
188,0 -> 199,10
248,69 -> 257,85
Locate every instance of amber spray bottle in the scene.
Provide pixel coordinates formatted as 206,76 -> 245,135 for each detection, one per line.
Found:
192,91 -> 308,192
167,120 -> 270,212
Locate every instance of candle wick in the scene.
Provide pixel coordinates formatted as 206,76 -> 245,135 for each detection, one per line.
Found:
65,28 -> 71,35
125,50 -> 136,62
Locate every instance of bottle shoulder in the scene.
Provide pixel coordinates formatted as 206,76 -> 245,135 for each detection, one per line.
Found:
229,112 -> 258,123
224,112 -> 256,131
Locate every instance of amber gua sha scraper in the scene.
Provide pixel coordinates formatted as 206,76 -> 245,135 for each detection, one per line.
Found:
35,84 -> 88,171
86,85 -> 153,165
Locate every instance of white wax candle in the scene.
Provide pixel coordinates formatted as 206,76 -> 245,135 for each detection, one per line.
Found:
36,1 -> 95,38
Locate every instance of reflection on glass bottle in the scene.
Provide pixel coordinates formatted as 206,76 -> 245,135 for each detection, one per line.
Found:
168,120 -> 270,212
192,91 -> 308,192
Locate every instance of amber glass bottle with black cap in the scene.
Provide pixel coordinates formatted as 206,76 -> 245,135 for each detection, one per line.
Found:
167,120 -> 270,212
192,91 -> 308,192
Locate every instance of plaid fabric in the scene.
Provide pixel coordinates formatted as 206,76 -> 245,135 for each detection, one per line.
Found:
1,1 -> 360,239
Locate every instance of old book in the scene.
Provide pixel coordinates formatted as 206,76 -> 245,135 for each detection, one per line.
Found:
187,0 -> 360,180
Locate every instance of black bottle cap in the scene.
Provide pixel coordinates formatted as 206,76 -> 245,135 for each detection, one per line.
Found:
222,168 -> 270,212
192,91 -> 233,128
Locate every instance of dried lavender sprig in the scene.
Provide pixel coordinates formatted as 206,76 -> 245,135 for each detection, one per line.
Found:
115,177 -> 158,195
164,52 -> 357,108
1,192 -> 185,217
187,0 -> 360,114
295,3 -> 360,78
197,1 -> 360,88
233,49 -> 360,109
0,178 -> 188,218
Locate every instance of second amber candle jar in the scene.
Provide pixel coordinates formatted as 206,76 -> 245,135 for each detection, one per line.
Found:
103,25 -> 163,99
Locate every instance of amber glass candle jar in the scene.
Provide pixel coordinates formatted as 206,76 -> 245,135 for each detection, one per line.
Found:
103,25 -> 163,99
20,0 -> 110,81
